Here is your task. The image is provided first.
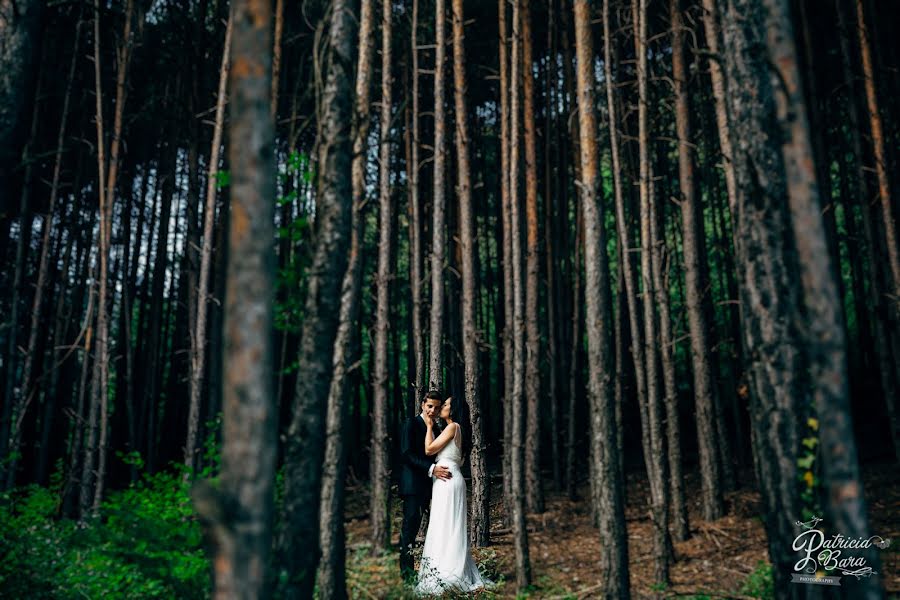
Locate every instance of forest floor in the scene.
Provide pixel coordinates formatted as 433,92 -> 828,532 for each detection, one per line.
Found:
342,461 -> 899,599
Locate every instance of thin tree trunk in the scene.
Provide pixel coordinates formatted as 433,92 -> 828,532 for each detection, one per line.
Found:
566,204 -> 582,501
270,0 -> 283,120
6,21 -> 80,489
80,0 -> 113,518
451,0 -> 489,547
317,0 -> 374,593
276,0 -> 355,596
633,0 -> 670,582
370,0 -> 394,554
671,0 -> 723,523
429,0 -> 447,391
498,0 -> 515,526
409,0 -> 425,407
602,0 -> 648,475
855,0 -> 900,322
574,1 -> 629,596
520,0 -> 544,515
185,14 -> 232,476
193,0 -> 278,596
700,0 -> 737,215
509,0 -> 531,589
0,55 -> 42,489
699,0 -> 737,493
836,0 -> 899,464
544,22 -> 561,489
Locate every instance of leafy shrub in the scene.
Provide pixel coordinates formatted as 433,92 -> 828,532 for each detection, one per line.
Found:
740,561 -> 774,599
0,467 -> 210,599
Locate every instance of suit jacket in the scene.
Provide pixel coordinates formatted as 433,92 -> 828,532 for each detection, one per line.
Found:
398,415 -> 436,497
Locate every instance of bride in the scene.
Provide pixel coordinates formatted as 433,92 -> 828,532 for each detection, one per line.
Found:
414,396 -> 491,596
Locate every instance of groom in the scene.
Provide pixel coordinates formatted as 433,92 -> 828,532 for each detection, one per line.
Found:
398,390 -> 452,582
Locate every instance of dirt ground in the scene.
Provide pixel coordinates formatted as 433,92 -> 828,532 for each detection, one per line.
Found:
343,461 -> 899,598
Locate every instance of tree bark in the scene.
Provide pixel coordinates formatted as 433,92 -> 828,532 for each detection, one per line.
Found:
632,0 -> 670,582
317,0 -> 374,594
370,0 -> 393,554
451,0 -> 489,548
409,0 -> 425,407
4,20 -> 80,489
855,0 -> 900,322
699,0 -> 737,493
498,0 -> 514,526
429,0 -> 447,391
520,0 -> 544,515
509,1 -> 531,589
671,0 -> 723,523
276,0 -> 355,596
765,0 -> 883,596
80,0 -> 113,518
573,1 -> 630,596
602,0 -> 648,477
194,0 -> 278,596
185,14 -> 232,477
835,0 -> 899,464
270,0 -> 283,120
721,0 -> 882,596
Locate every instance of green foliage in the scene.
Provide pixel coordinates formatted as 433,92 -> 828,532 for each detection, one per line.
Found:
274,150 -> 316,334
739,561 -> 774,599
215,169 -> 230,190
0,464 -> 209,599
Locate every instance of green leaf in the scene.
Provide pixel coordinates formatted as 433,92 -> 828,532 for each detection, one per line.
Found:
215,170 -> 230,190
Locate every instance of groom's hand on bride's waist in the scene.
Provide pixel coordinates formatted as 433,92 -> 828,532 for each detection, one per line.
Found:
433,465 -> 452,480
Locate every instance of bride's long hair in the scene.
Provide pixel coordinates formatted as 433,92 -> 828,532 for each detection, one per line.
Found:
447,394 -> 472,461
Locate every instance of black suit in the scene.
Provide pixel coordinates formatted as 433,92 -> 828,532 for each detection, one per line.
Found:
398,415 -> 436,580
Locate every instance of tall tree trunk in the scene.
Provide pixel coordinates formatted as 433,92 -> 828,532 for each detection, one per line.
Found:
498,0 -> 515,525
721,0 -> 882,596
275,0 -> 355,596
520,0 -> 544,515
699,0 -> 737,492
185,14 -> 232,476
836,0 -> 899,464
80,0 -> 113,518
451,0 -> 489,548
5,21 -> 80,489
509,1 -> 531,589
602,0 -> 649,477
193,0 -> 278,596
633,0 -> 670,582
370,0 -> 393,554
409,0 -> 425,407
317,0 -> 374,594
270,0 -> 283,120
429,0 -> 447,391
573,1 -> 630,596
855,0 -> 900,323
767,0 -> 883,596
671,0 -> 723,522
544,1 -> 562,492
566,204 -> 582,502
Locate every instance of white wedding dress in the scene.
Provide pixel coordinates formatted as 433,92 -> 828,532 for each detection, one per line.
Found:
414,424 -> 491,596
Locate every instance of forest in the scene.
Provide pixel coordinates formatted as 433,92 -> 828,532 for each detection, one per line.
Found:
0,0 -> 898,597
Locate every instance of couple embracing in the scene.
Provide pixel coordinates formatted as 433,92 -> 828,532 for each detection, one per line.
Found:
398,390 -> 492,595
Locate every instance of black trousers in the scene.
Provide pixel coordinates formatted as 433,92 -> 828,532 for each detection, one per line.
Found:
399,493 -> 429,580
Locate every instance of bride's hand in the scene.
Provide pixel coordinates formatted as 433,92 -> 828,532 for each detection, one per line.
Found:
422,413 -> 433,428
